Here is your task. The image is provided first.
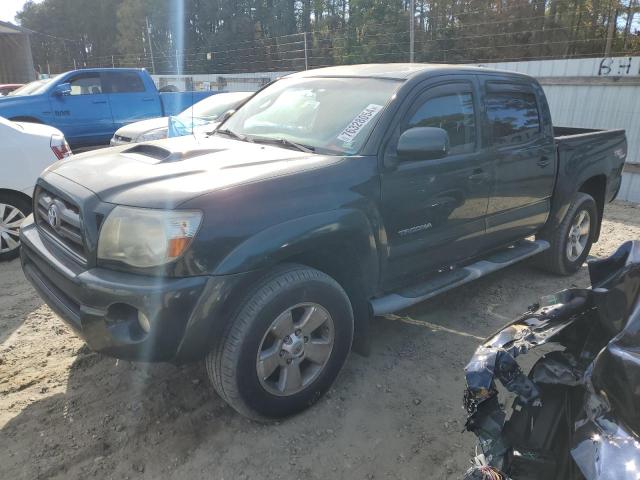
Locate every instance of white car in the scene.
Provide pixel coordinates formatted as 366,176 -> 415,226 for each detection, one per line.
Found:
0,117 -> 71,261
110,91 -> 253,145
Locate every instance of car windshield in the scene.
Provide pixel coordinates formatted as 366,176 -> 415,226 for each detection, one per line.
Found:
220,77 -> 401,155
178,92 -> 251,123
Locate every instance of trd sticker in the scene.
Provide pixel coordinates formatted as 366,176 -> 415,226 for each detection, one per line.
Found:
337,104 -> 383,143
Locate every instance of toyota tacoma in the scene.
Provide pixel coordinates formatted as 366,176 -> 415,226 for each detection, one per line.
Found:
19,64 -> 627,420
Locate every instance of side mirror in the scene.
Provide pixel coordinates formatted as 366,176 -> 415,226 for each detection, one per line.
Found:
397,127 -> 449,160
53,83 -> 71,97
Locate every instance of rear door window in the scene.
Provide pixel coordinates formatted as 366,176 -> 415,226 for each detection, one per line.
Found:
485,85 -> 540,146
102,72 -> 146,94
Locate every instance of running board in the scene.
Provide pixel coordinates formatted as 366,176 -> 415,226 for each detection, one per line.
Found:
371,239 -> 550,316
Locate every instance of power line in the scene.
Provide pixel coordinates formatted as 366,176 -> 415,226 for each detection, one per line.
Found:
22,26 -> 82,44
38,13 -> 640,75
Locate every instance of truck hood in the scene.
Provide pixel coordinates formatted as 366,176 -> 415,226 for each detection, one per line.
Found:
0,94 -> 44,117
45,134 -> 342,208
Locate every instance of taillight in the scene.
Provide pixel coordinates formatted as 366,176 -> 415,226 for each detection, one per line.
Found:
50,133 -> 72,160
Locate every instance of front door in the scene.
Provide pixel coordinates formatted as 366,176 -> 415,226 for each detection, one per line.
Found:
50,72 -> 114,147
380,78 -> 493,289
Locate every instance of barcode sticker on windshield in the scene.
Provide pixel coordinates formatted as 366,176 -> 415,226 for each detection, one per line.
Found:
337,104 -> 384,143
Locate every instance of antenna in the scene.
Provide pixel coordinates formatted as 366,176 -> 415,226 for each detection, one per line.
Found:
145,17 -> 156,75
192,77 -> 194,138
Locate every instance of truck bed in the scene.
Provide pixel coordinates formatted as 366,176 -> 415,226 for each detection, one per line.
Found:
554,125 -> 625,140
159,91 -> 214,117
548,125 -> 627,237
554,126 -> 626,171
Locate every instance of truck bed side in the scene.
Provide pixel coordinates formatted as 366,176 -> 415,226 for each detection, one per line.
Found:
159,91 -> 216,116
545,127 -> 626,238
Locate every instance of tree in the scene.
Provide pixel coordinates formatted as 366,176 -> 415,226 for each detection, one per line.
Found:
15,0 -> 639,74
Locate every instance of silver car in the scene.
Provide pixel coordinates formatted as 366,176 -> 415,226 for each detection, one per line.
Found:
110,91 -> 252,145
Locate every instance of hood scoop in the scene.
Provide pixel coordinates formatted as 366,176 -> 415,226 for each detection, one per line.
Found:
122,144 -> 224,164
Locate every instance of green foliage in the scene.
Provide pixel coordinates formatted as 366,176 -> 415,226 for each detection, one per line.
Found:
15,0 -> 640,74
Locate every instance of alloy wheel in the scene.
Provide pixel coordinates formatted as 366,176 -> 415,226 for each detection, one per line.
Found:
566,209 -> 590,262
256,303 -> 335,396
0,203 -> 25,255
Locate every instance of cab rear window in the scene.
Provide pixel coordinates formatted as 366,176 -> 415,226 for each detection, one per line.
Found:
102,72 -> 146,94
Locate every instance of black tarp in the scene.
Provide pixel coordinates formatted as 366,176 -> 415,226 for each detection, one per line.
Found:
463,240 -> 640,480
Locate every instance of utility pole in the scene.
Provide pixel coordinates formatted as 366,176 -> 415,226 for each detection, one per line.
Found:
623,0 -> 637,50
604,6 -> 616,56
409,0 -> 415,62
303,33 -> 309,70
146,17 -> 156,74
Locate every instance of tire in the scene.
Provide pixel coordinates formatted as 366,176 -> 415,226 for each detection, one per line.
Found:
206,264 -> 354,420
0,193 -> 31,262
537,192 -> 598,275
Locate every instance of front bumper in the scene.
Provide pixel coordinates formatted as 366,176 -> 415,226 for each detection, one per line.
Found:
20,216 -> 247,362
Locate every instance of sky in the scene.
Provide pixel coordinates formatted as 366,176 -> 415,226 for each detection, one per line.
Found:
0,0 -> 43,24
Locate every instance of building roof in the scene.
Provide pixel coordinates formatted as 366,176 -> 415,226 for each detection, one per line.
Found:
0,21 -> 30,35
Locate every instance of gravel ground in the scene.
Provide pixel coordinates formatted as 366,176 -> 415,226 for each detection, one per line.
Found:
1,201 -> 639,480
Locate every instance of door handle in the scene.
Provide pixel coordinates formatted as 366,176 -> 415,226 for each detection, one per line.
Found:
92,100 -> 107,104
537,157 -> 551,168
468,169 -> 489,183
142,98 -> 155,102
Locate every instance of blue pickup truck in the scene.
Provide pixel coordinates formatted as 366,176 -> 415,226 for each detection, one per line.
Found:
0,68 -> 215,148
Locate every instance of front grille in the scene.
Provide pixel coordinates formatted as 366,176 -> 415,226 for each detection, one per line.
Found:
35,187 -> 86,263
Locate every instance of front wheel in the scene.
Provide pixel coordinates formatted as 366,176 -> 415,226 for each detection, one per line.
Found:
206,264 -> 354,420
538,192 -> 598,275
0,193 -> 31,262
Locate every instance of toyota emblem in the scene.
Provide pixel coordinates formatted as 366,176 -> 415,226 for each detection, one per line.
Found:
47,204 -> 60,230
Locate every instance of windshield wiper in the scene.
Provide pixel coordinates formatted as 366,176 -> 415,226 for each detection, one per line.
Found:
214,129 -> 252,142
250,136 -> 315,153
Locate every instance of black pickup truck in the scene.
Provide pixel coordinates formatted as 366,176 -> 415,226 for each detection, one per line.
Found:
19,64 -> 627,420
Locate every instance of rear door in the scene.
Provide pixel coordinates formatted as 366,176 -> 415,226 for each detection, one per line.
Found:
480,77 -> 556,245
49,72 -> 113,146
103,71 -> 163,130
380,77 -> 493,289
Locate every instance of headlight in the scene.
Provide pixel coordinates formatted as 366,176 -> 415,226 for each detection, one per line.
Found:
135,128 -> 168,143
98,207 -> 202,268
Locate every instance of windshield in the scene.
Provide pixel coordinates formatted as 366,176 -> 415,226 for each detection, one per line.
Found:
220,77 -> 401,155
178,92 -> 251,122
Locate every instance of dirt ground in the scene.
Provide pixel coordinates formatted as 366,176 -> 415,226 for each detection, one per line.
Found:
1,201 -> 639,480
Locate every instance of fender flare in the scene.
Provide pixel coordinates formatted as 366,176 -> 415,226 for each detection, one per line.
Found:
213,208 -> 379,290
212,209 -> 380,356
